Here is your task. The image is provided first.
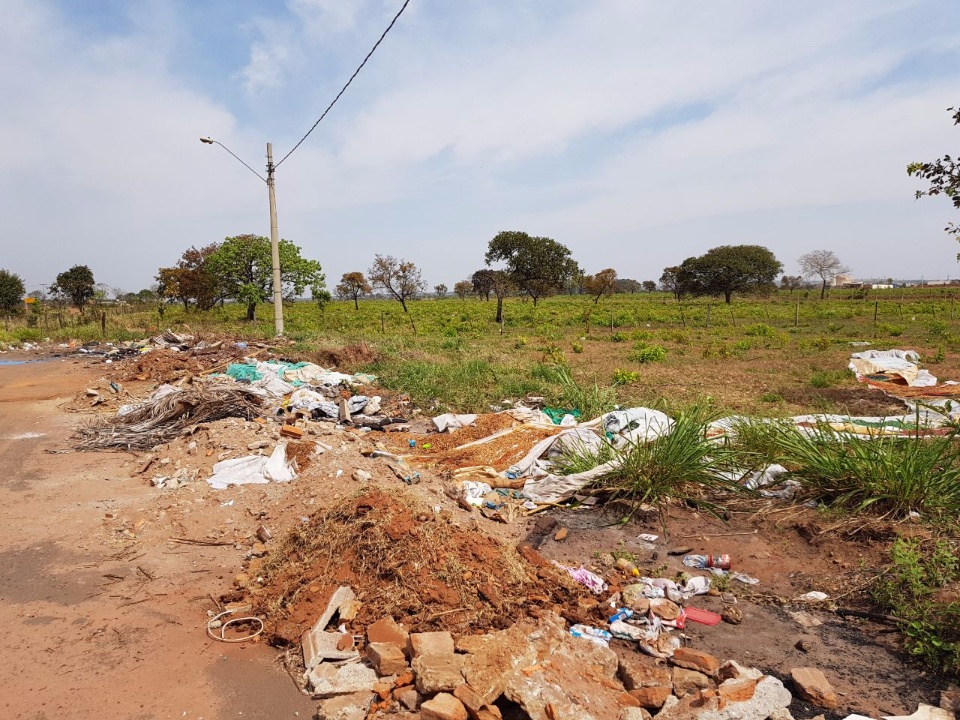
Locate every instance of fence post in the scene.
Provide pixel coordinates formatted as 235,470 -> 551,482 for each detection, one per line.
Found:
794,298 -> 800,327
705,304 -> 711,328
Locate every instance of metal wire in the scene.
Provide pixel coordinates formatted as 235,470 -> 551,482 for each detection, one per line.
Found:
275,0 -> 411,168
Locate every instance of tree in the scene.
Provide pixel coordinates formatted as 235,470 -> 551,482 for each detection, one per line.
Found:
367,254 -> 425,312
206,235 -> 325,320
659,267 -> 682,299
567,263 -> 586,295
908,106 -> 959,240
335,272 -> 372,310
675,245 -> 783,304
53,265 -> 95,311
434,283 -> 448,299
0,269 -> 25,317
453,280 -> 473,300
156,244 -> 221,311
641,280 -> 657,292
780,275 -> 804,293
312,287 -> 332,313
583,268 -> 618,304
471,269 -> 494,301
798,249 -> 850,300
489,270 -> 515,324
484,231 -> 576,307
613,278 -> 642,294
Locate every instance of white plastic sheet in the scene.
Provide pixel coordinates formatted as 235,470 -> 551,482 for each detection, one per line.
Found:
849,349 -> 937,387
207,443 -> 297,489
433,413 -> 478,432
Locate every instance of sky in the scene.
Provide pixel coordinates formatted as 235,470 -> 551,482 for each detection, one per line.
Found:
2,0 -> 960,296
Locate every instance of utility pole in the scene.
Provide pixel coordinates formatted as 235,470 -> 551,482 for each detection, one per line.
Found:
266,143 -> 284,336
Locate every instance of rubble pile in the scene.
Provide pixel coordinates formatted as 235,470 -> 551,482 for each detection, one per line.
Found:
292,607 -> 800,720
242,488 -> 593,645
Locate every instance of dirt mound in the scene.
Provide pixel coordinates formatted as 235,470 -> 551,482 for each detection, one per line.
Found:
121,349 -> 209,382
311,342 -> 380,371
247,488 -> 593,646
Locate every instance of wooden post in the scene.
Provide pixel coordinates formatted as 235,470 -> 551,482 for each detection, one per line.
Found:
409,315 -> 417,336
500,314 -> 504,336
794,298 -> 800,327
705,304 -> 711,328
898,303 -> 904,322
380,311 -> 385,334
873,300 -> 878,325
728,305 -> 737,327
610,310 -> 614,335
101,311 -> 107,336
678,305 -> 686,328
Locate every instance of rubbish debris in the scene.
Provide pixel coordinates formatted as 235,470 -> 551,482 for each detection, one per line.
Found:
74,384 -> 263,450
569,623 -> 612,647
553,562 -> 608,594
207,444 -> 297,489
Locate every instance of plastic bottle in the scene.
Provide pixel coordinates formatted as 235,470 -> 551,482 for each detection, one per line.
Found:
615,557 -> 641,577
707,554 -> 732,570
608,608 -> 634,623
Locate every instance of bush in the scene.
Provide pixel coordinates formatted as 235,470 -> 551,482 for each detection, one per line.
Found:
809,369 -> 846,388
629,345 -> 667,364
589,404 -> 745,516
612,368 -> 640,385
571,341 -> 584,354
744,323 -> 775,337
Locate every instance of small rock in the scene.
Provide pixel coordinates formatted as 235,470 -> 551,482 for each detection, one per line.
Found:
629,686 -> 672,709
413,653 -> 465,694
554,527 -> 569,541
790,667 -> 839,710
670,648 -> 720,676
420,692 -> 468,720
352,469 -> 373,482
721,606 -> 743,625
409,631 -> 455,658
367,642 -> 408,676
795,639 -> 812,653
308,663 -> 379,698
620,710 -> 653,720
367,616 -> 409,649
618,655 -> 672,690
394,685 -> 421,711
317,691 -> 375,720
248,440 -> 271,450
672,667 -> 711,697
717,661 -> 763,683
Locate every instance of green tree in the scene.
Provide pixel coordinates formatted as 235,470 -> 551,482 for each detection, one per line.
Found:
335,272 -> 372,310
484,231 -> 576,307
368,254 -> 425,313
676,245 -> 783,304
434,283 -> 448,299
908,105 -> 959,240
471,269 -> 495,301
206,235 -> 325,321
583,268 -> 618,304
53,265 -> 95,311
156,244 -> 221,311
489,270 -> 515,324
0,269 -> 25,317
641,280 -> 657,292
453,280 -> 473,300
780,275 -> 805,293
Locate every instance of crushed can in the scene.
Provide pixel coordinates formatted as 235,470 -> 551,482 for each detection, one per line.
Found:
707,554 -> 731,570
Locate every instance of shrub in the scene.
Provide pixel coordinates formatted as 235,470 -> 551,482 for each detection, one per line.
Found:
612,368 -> 640,385
629,345 -> 667,364
744,323 -> 775,337
571,341 -> 584,354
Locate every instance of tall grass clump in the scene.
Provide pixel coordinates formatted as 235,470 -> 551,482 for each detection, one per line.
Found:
546,366 -> 617,421
770,426 -> 960,518
591,404 -> 746,515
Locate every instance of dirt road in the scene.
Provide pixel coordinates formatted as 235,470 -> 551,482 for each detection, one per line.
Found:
0,357 -> 315,720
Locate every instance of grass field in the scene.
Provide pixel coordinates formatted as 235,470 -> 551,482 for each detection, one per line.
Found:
7,287 -> 960,417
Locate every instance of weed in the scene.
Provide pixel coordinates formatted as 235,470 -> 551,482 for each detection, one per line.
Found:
759,392 -> 783,403
745,323 -> 775,337
611,332 -> 628,342
880,323 -> 905,337
549,366 -> 617,420
514,336 -> 528,349
872,538 -> 960,674
628,345 -> 667,364
770,425 -> 960,517
542,343 -> 566,365
809,369 -> 846,388
590,404 -> 746,516
612,368 -> 641,385
571,341 -> 584,354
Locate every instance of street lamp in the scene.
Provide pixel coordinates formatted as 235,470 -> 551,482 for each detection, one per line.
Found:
199,137 -> 285,336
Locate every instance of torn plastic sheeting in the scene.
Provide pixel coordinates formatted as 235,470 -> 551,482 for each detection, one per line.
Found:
508,427 -> 606,479
433,413 -> 478,432
207,443 -> 297,489
288,389 -> 369,418
603,408 -> 673,443
849,349 -> 936,388
553,561 -> 608,594
461,481 -> 493,507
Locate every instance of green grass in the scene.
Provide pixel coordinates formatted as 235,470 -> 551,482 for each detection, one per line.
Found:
589,404 -> 747,516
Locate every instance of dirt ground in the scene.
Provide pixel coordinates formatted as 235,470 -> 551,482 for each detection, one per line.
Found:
0,351 -> 954,720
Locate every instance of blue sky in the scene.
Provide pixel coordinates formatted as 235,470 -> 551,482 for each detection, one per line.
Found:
3,0 -> 960,295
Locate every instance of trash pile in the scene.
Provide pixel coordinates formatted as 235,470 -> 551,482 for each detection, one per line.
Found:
849,348 -> 960,421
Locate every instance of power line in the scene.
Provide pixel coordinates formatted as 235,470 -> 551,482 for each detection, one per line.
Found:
206,139 -> 267,182
275,0 -> 412,168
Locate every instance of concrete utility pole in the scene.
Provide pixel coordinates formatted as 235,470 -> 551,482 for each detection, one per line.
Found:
200,137 -> 284,336
266,143 -> 284,336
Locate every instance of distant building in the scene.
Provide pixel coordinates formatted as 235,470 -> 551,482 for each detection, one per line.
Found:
833,273 -> 854,287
